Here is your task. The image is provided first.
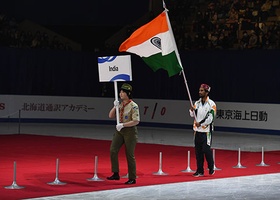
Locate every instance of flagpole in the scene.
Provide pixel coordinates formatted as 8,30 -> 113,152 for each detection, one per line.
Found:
181,70 -> 194,107
114,81 -> 120,124
163,3 -> 196,119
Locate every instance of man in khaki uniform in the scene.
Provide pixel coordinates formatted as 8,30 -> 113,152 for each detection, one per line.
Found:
107,83 -> 140,184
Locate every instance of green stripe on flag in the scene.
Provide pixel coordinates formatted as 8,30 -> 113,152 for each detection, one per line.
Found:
142,51 -> 182,77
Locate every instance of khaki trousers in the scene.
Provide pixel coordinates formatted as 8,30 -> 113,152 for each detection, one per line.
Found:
110,126 -> 138,179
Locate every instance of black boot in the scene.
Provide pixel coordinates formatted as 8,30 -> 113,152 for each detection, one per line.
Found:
125,179 -> 136,184
107,172 -> 120,180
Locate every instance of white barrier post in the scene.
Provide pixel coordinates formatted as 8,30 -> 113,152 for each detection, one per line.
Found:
87,156 -> 104,181
4,161 -> 25,189
47,158 -> 66,185
153,152 -> 168,175
213,149 -> 221,170
181,150 -> 195,173
233,148 -> 246,168
256,147 -> 270,166
121,173 -> 138,179
121,173 -> 129,178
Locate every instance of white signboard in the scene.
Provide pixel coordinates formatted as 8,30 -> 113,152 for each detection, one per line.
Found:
98,55 -> 132,82
0,95 -> 279,134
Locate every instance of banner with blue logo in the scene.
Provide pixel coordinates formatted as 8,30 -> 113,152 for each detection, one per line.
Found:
98,55 -> 132,82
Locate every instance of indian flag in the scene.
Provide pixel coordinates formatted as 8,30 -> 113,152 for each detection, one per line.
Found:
119,11 -> 183,77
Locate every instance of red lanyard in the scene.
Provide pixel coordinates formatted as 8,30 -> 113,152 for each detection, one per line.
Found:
120,100 -> 132,123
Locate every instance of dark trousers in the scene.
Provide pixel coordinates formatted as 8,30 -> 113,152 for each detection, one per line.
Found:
194,131 -> 214,173
110,127 -> 138,179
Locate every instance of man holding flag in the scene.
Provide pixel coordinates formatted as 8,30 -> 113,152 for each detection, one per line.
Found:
189,84 -> 216,177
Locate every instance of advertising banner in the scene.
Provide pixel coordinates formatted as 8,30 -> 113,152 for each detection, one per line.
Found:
0,95 -> 279,134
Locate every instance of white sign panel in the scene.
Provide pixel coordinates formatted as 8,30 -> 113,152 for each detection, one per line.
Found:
98,55 -> 132,82
0,95 -> 112,120
138,99 -> 279,131
0,95 -> 279,134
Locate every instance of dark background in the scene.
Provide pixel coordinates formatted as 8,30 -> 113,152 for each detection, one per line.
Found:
1,0 -> 149,25
1,46 -> 279,104
1,0 -> 280,104
1,0 -> 150,51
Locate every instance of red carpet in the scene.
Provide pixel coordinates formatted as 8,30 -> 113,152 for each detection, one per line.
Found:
0,134 -> 279,200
